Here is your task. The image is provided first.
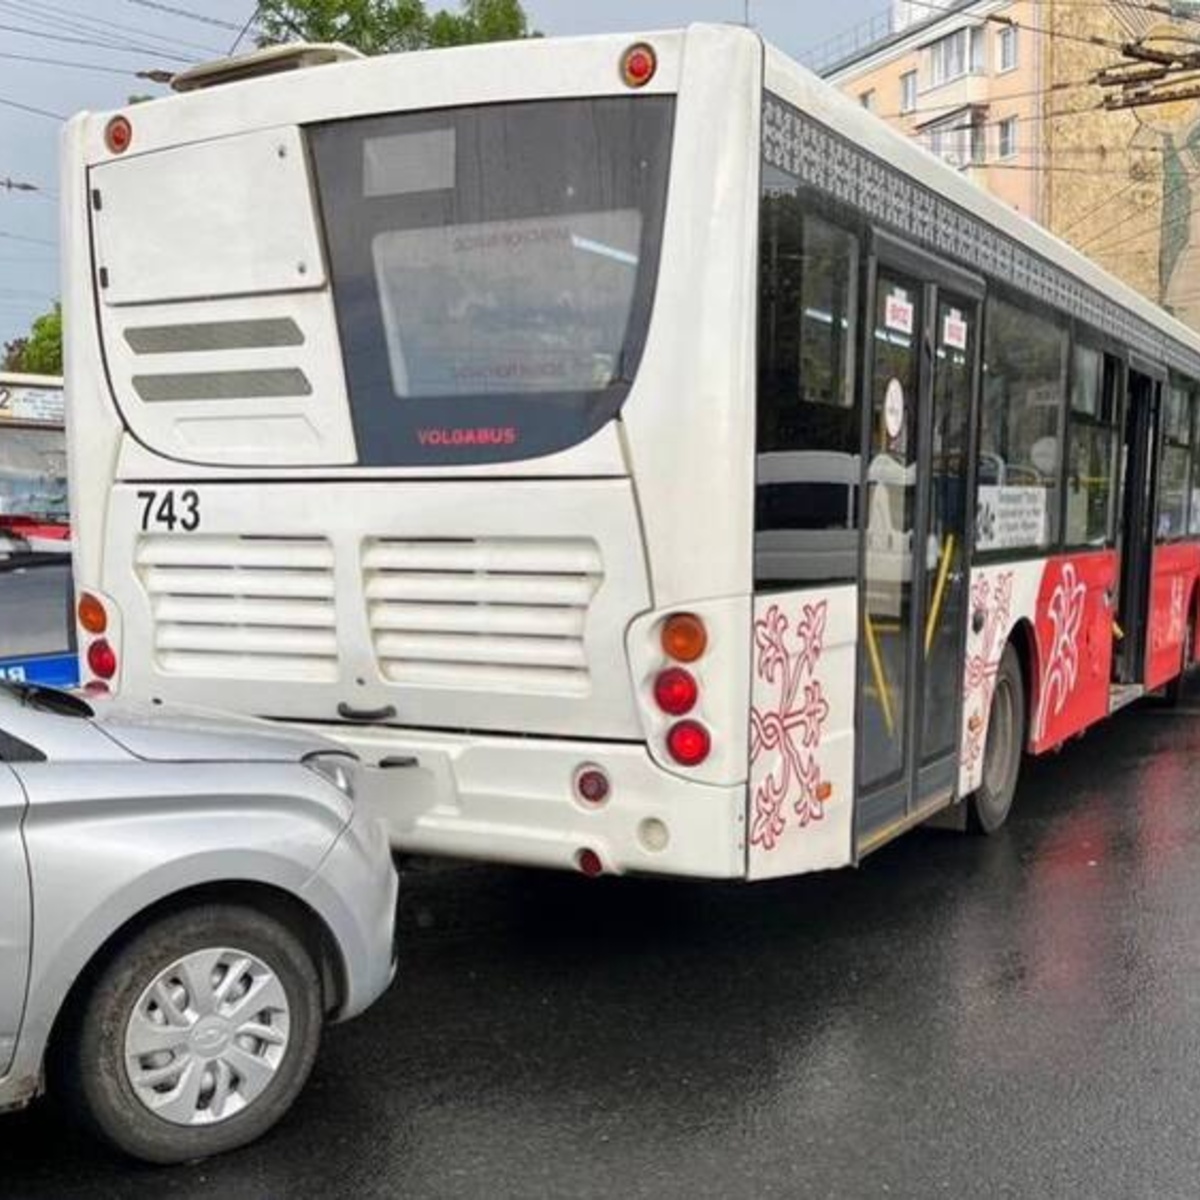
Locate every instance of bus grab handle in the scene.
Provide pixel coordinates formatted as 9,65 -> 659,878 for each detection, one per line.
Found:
337,701 -> 397,722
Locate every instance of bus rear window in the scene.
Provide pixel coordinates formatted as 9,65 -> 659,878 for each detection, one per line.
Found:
309,97 -> 674,465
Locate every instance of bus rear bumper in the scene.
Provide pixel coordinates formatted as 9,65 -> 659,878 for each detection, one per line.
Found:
297,723 -> 747,880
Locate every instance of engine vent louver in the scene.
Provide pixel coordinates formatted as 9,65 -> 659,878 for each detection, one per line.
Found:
362,538 -> 603,695
137,535 -> 337,681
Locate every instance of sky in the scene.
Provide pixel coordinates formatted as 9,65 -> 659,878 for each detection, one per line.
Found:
0,0 -> 884,350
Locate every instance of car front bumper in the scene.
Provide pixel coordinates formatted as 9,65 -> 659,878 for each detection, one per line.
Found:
303,802 -> 399,1022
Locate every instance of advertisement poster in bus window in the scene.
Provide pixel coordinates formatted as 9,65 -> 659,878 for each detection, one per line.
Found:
0,385 -> 63,426
975,486 -> 1047,551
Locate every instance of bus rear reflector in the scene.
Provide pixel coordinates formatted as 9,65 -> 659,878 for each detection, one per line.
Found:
104,115 -> 132,155
576,848 -> 604,877
87,639 -> 118,680
78,593 -> 107,635
666,720 -> 711,767
574,765 -> 611,806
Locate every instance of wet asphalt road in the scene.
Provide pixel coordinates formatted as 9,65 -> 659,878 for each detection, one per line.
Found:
11,689 -> 1200,1198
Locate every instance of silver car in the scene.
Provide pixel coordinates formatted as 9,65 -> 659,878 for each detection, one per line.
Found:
0,681 -> 397,1163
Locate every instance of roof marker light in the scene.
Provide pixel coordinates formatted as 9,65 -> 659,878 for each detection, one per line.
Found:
621,42 -> 657,88
105,115 -> 132,155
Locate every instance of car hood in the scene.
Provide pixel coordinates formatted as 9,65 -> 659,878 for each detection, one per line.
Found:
87,697 -> 338,763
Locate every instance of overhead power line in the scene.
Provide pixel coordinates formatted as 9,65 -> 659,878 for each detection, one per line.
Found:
0,0 -> 220,56
0,229 -> 55,247
0,93 -> 67,121
228,3 -> 262,56
0,49 -> 140,75
123,0 -> 244,32
0,20 -> 196,64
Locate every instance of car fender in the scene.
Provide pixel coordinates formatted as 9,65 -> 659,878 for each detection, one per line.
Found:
7,772 -> 349,1097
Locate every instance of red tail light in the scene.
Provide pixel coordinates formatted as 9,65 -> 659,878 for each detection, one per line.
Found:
666,720 -> 711,767
654,667 -> 698,716
87,639 -> 117,680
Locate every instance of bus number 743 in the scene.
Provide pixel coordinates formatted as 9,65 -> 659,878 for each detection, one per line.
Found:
137,489 -> 201,533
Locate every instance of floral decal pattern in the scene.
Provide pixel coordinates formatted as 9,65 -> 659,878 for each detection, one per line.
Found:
962,571 -> 1014,773
1168,575 -> 1187,649
1035,563 -> 1087,741
749,601 -> 830,852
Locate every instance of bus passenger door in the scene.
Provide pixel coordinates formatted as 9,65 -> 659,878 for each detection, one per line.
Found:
1113,367 -> 1161,688
856,238 -> 980,854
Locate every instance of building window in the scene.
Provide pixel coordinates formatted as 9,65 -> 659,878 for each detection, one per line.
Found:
900,70 -> 918,114
860,89 -> 876,112
998,116 -> 1017,160
927,27 -> 985,88
998,26 -> 1018,72
923,110 -> 985,169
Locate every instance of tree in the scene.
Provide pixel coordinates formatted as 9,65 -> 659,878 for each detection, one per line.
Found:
8,305 -> 63,376
256,0 -> 533,55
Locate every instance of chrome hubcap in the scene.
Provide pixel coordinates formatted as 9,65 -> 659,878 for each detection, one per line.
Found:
124,947 -> 290,1127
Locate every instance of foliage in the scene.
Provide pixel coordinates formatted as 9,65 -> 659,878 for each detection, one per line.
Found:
257,0 -> 532,55
8,305 -> 63,376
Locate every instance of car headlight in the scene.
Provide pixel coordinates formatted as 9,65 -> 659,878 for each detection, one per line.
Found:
303,751 -> 358,800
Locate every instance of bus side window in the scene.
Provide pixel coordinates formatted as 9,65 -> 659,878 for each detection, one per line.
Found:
1065,343 -> 1119,549
755,180 -> 862,591
976,296 -> 1067,554
1160,381 -> 1194,540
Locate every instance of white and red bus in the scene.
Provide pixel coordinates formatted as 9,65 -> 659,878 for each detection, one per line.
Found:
61,26 -> 1200,879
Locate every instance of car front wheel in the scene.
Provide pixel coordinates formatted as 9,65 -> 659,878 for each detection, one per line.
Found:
57,903 -> 324,1164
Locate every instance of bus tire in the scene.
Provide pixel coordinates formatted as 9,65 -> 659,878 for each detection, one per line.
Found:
968,643 -> 1025,835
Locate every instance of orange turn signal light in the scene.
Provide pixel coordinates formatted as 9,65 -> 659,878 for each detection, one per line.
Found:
661,613 -> 707,663
78,592 -> 107,635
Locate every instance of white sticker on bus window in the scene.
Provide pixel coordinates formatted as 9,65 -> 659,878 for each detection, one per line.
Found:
942,309 -> 968,350
884,378 -> 905,439
363,128 -> 456,198
975,485 -> 1048,551
885,290 -> 914,336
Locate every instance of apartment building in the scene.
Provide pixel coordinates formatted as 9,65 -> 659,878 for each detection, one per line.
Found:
825,1 -> 1043,221
820,1 -> 1200,331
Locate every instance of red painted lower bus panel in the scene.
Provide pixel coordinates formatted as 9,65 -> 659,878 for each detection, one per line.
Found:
1144,542 -> 1200,693
1031,551 -> 1117,754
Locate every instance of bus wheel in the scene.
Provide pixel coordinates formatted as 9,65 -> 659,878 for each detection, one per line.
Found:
1164,617 -> 1194,707
968,644 -> 1025,835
